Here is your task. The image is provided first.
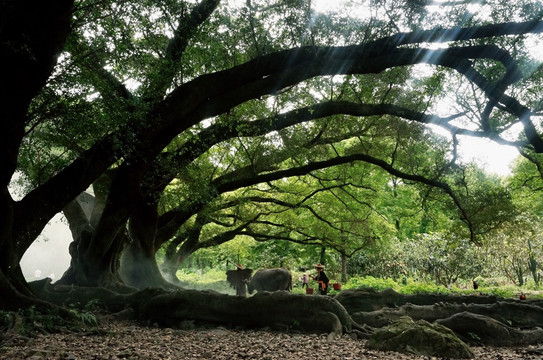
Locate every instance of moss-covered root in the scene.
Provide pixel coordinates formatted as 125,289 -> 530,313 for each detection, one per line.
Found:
437,311 -> 543,347
131,289 -> 355,337
367,316 -> 474,359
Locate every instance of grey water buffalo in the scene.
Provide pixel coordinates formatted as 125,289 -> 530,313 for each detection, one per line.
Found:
247,268 -> 292,294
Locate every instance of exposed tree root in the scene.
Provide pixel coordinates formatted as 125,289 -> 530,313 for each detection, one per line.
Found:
350,301 -> 543,329
27,282 -> 543,348
127,289 -> 354,338
339,289 -> 543,347
436,312 -> 543,346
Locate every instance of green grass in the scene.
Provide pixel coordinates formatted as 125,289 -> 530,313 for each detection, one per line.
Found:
176,268 -> 235,294
174,268 -> 543,300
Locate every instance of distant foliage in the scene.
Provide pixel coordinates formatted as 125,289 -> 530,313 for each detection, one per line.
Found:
348,233 -> 487,286
402,234 -> 485,286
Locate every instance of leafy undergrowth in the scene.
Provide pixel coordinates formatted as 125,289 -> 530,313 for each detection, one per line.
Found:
2,317 -> 543,360
0,304 -> 98,339
338,276 -> 543,300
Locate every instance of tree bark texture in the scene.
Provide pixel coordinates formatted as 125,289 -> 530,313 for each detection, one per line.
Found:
59,189 -> 131,289
0,0 -> 74,309
120,241 -> 178,290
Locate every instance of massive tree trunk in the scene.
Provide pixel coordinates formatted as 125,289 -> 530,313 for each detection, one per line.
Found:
64,146 -> 173,289
58,176 -> 133,291
57,192 -> 96,286
0,0 -> 74,309
120,241 -> 177,290
159,251 -> 185,285
160,238 -> 196,284
61,222 -> 131,290
159,213 -> 209,284
0,189 -> 32,310
59,173 -> 174,290
0,252 -> 37,310
0,0 -> 74,181
120,201 -> 178,290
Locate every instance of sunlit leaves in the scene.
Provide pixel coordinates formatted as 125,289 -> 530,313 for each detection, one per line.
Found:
15,0 -> 543,286
508,155 -> 543,216
445,164 -> 515,238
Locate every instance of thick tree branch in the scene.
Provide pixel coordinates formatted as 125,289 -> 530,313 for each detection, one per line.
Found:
148,99 -> 520,199
241,229 -> 322,247
143,0 -> 221,100
213,152 -> 476,242
374,20 -> 543,49
16,20 -> 542,250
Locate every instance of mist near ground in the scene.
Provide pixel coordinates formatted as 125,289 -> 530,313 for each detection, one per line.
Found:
179,280 -> 236,295
19,213 -> 72,283
10,173 -> 72,283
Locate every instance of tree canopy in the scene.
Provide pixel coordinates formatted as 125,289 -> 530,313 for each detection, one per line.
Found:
2,0 -> 543,309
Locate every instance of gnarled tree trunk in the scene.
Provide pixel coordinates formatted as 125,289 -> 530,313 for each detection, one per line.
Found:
0,0 -> 74,310
58,176 -> 133,292
120,238 -> 179,290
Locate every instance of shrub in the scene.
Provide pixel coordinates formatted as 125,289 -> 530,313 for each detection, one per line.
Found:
345,276 -> 399,291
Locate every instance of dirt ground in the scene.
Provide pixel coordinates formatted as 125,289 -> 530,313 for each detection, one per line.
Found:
2,318 -> 543,360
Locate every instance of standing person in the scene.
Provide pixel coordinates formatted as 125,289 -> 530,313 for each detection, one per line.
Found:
310,264 -> 329,295
301,273 -> 308,288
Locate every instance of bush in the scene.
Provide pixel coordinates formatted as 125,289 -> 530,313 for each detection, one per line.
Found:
345,276 -> 399,291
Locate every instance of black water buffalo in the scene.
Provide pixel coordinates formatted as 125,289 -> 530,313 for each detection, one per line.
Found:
226,268 -> 253,296
247,267 -> 292,294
